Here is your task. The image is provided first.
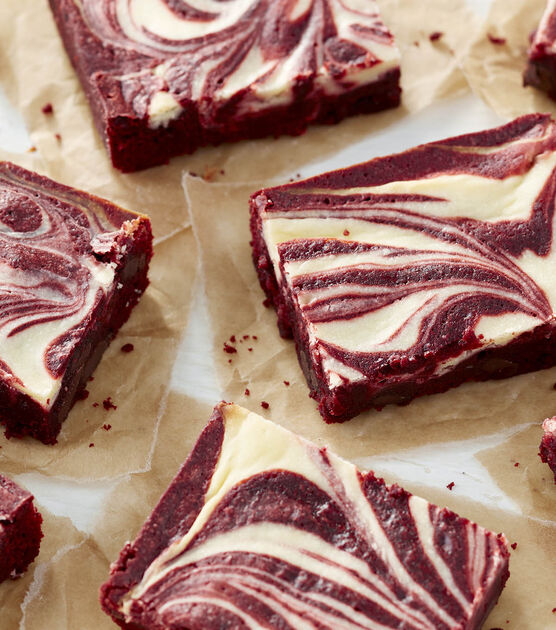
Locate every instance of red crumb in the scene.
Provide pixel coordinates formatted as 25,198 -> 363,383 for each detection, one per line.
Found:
223,343 -> 237,354
253,335 -> 258,340
92,402 -> 99,408
429,32 -> 443,41
514,462 -> 519,467
343,229 -> 350,236
446,482 -> 455,491
244,388 -> 250,396
248,347 -> 253,352
263,298 -> 271,307
229,335 -> 236,343
228,359 -> 232,364
102,424 -> 112,431
103,397 -> 117,411
510,542 -> 517,550
284,381 -> 290,386
89,443 -> 95,448
55,133 -> 62,142
261,401 -> 270,409
89,376 -> 95,382
121,343 -> 134,353
552,607 -> 556,613
42,103 -> 53,114
76,389 -> 89,401
487,33 -> 506,45
243,335 -> 250,340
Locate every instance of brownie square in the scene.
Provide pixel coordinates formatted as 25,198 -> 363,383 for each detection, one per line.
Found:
251,113 -> 556,422
0,474 -> 43,582
48,0 -> 401,172
0,162 -> 152,444
540,417 -> 556,483
100,402 -> 509,630
524,0 -> 556,99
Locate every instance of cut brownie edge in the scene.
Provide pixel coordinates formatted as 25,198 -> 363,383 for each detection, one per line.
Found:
0,475 -> 43,583
539,417 -> 556,483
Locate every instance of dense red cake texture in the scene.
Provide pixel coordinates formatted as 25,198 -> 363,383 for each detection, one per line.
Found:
251,113 -> 556,422
0,474 -> 43,582
0,161 -> 152,444
48,0 -> 401,172
524,0 -> 556,99
100,402 -> 510,630
540,417 -> 556,483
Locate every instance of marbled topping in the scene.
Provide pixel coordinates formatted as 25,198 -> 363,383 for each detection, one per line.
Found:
256,114 -> 556,389
77,0 -> 400,126
115,403 -> 509,630
0,162 -> 133,406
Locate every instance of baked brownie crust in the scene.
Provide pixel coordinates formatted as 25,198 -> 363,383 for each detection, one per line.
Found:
540,417 -> 556,483
524,0 -> 556,99
49,0 -> 401,172
0,162 -> 152,443
100,403 -> 509,630
0,474 -> 43,582
251,114 -> 556,422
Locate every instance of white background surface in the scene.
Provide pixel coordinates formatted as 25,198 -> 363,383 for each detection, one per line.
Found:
1,0 -> 527,538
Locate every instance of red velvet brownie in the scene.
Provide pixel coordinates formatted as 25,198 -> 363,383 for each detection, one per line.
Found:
100,402 -> 510,630
0,474 -> 43,582
540,417 -> 556,483
0,162 -> 152,444
524,0 -> 556,99
251,113 -> 556,422
48,0 -> 401,172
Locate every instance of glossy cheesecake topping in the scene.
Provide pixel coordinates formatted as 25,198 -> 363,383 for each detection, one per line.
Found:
116,403 -> 509,629
78,0 -> 400,126
0,163 -> 131,407
256,114 -> 556,390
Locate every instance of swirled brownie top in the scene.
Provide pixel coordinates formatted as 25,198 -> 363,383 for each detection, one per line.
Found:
101,402 -> 510,629
72,0 -> 399,124
251,114 -> 556,421
0,162 -> 144,409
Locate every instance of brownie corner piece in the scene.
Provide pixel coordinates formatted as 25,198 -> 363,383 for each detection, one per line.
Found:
524,2 -> 556,99
540,417 -> 556,483
100,402 -> 509,630
0,161 -> 153,444
0,474 -> 43,582
251,113 -> 556,422
48,0 -> 400,172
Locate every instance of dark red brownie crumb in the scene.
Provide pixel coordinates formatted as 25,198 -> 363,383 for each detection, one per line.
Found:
102,397 -> 117,411
223,343 -> 237,354
343,229 -> 350,236
229,335 -> 236,343
76,389 -> 89,401
89,443 -> 95,448
42,103 -> 54,114
89,376 -> 95,382
228,359 -> 232,364
514,462 -> 519,467
552,607 -> 556,613
429,32 -> 443,42
248,347 -> 253,352
253,335 -> 258,340
92,402 -> 99,408
55,133 -> 62,142
103,424 -> 112,431
487,33 -> 506,45
446,482 -> 455,491
284,381 -> 290,386
510,542 -> 517,550
263,298 -> 271,307
244,388 -> 250,396
261,401 -> 270,409
243,335 -> 250,340
121,343 -> 134,353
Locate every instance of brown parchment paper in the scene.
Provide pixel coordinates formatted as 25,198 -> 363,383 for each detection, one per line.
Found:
0,0 -> 478,189
185,176 -> 556,628
463,0 -> 556,120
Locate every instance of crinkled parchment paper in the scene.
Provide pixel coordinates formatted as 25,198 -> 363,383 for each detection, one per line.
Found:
185,176 -> 556,628
463,0 -> 556,119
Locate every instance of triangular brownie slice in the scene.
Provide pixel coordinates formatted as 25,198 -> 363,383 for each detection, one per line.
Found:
251,113 -> 556,422
101,402 -> 509,630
